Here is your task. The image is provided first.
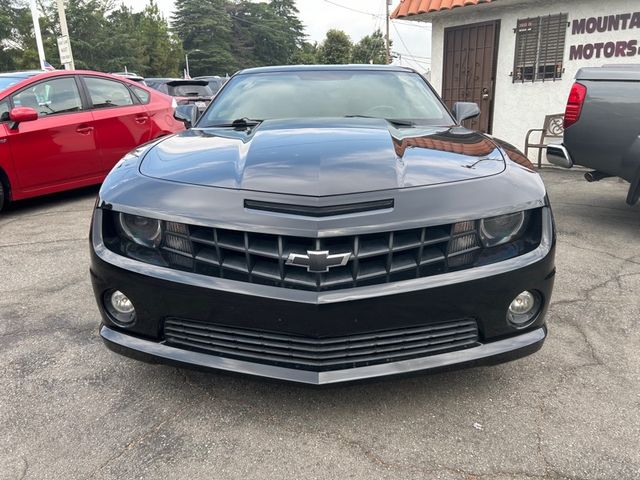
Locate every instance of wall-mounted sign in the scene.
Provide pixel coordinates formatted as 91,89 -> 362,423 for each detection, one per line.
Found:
569,12 -> 640,60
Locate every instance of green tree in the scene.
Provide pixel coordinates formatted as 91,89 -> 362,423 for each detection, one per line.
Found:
229,0 -> 307,69
172,0 -> 235,76
57,0 -> 112,70
0,0 -> 313,76
291,41 -> 318,65
137,2 -> 181,76
0,1 -> 40,71
351,29 -> 388,65
270,0 -> 305,52
317,29 -> 352,65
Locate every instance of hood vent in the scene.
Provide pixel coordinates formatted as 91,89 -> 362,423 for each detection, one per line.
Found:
244,199 -> 394,217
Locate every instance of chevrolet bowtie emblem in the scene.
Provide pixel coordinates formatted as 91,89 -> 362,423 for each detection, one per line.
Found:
286,250 -> 352,273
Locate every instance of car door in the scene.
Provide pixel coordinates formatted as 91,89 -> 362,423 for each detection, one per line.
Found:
5,76 -> 99,190
82,76 -> 152,173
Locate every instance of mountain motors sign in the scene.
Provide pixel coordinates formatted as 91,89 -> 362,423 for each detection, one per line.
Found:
569,12 -> 640,60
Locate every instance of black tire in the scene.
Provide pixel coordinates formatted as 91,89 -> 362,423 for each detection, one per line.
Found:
0,180 -> 6,212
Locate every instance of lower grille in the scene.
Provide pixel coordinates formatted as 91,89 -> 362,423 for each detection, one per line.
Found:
163,318 -> 480,371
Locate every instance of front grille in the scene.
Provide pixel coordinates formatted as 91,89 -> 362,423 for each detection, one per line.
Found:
163,318 -> 480,371
159,221 -> 481,292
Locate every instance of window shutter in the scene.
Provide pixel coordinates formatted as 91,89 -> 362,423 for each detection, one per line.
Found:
537,14 -> 568,80
513,14 -> 568,83
514,18 -> 540,82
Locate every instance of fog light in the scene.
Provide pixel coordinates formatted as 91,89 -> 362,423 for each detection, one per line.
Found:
508,291 -> 541,327
104,290 -> 136,326
111,291 -> 134,314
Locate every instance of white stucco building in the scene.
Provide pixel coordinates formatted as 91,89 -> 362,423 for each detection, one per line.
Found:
392,0 -> 640,156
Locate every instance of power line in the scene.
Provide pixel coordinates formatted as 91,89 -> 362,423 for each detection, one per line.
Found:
365,1 -> 386,63
321,0 -> 384,18
393,20 -> 433,29
392,21 -> 421,59
391,22 -> 429,71
396,52 -> 432,60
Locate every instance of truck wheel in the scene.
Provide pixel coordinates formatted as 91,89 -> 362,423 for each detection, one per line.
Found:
627,169 -> 640,206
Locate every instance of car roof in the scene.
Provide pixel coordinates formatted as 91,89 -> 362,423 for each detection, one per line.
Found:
0,70 -> 155,98
112,73 -> 145,81
0,70 -> 43,79
236,64 -> 418,75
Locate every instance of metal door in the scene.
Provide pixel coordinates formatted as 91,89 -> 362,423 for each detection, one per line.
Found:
442,21 -> 500,133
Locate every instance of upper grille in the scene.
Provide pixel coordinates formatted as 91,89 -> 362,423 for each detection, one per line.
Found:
163,318 -> 480,371
159,220 -> 481,292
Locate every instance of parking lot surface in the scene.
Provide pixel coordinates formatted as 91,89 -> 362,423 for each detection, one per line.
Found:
1,169 -> 639,480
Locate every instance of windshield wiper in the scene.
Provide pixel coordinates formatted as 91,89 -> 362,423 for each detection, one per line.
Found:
344,115 -> 415,127
206,118 -> 263,129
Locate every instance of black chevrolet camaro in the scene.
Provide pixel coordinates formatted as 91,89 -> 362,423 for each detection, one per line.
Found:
90,65 -> 556,385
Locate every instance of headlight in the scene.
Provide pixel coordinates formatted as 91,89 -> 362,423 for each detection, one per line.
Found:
117,213 -> 162,248
479,211 -> 528,247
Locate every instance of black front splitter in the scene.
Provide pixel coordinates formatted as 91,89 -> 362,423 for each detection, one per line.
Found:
100,325 -> 547,386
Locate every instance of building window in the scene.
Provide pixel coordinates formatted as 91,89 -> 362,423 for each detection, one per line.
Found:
513,14 -> 568,83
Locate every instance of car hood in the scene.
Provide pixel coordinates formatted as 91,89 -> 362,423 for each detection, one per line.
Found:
139,118 -> 505,197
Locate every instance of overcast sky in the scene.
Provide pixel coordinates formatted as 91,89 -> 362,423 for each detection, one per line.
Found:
119,0 -> 432,72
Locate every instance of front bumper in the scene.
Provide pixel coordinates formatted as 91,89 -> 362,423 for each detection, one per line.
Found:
100,324 -> 546,385
91,208 -> 555,384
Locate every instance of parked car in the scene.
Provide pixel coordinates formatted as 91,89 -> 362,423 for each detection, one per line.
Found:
0,71 -> 43,92
0,70 -> 185,211
145,78 -> 213,113
110,72 -> 147,85
91,65 -> 556,385
193,75 -> 228,95
547,65 -> 640,205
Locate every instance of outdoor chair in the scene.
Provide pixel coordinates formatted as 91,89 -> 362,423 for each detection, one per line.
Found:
525,113 -> 565,168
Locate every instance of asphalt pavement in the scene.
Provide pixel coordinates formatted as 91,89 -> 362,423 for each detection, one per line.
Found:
1,168 -> 639,480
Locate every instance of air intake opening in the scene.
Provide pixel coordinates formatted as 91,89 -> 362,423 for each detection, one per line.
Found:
244,199 -> 394,217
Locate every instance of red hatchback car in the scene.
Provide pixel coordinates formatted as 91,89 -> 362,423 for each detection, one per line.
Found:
0,70 -> 184,211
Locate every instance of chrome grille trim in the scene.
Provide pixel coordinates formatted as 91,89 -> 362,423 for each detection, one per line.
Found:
159,222 -> 480,291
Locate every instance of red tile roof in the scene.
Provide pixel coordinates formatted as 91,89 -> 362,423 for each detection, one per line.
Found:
391,0 -> 494,19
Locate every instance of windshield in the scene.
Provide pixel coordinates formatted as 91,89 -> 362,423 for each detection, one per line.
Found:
169,84 -> 213,97
0,77 -> 26,92
206,79 -> 225,94
200,70 -> 454,127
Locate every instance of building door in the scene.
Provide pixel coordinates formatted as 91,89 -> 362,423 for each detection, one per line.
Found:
442,21 -> 500,133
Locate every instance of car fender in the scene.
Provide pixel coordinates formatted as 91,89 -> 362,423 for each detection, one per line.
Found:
0,127 -> 18,200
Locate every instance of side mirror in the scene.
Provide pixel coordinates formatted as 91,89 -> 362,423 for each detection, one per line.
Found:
452,102 -> 481,124
174,104 -> 198,129
9,107 -> 38,130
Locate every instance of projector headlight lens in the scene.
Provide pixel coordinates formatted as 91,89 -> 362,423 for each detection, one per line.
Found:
479,211 -> 528,247
117,213 -> 162,248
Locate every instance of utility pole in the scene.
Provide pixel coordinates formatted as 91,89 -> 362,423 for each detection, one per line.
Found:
56,0 -> 75,70
29,0 -> 46,70
385,0 -> 392,64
